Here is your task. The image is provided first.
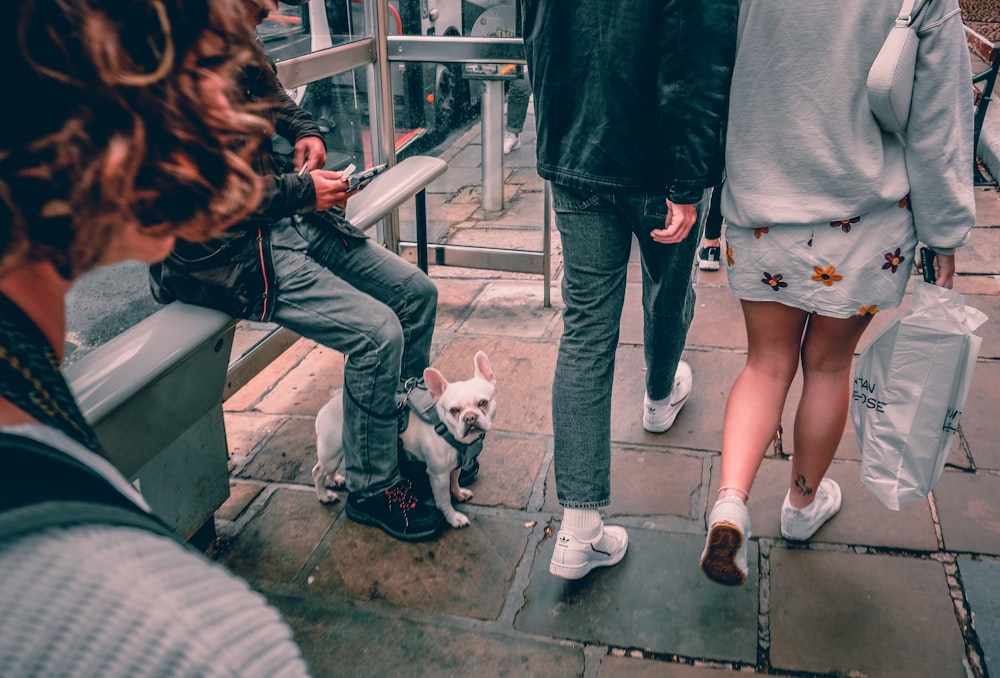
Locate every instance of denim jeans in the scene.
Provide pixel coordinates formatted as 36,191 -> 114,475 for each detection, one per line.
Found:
268,216 -> 437,496
550,185 -> 711,508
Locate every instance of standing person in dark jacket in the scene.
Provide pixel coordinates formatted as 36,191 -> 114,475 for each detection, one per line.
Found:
150,0 -> 446,542
523,0 -> 737,579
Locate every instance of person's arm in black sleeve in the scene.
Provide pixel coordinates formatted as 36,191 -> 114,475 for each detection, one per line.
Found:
660,0 -> 738,205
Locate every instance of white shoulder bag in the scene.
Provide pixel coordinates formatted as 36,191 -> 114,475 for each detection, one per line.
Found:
866,0 -> 927,133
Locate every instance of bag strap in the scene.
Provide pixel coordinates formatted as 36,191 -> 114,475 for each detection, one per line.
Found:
0,431 -> 187,547
896,0 -> 929,28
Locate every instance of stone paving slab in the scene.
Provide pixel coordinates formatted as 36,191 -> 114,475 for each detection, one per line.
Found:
958,557 -> 1000,676
933,470 -> 1000,555
516,530 -> 759,664
217,486 -> 340,584
272,593 -> 585,678
307,512 -> 532,621
955,360 -> 1000,470
769,548 -> 967,676
236,415 -> 317,486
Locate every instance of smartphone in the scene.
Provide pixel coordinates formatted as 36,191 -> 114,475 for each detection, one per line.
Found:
346,164 -> 387,192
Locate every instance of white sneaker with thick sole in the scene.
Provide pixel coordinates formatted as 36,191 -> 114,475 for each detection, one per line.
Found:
503,130 -> 521,154
642,360 -> 693,433
549,525 -> 628,580
780,477 -> 842,541
700,496 -> 752,586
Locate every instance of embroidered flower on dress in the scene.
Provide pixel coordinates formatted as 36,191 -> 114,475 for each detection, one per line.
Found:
753,227 -> 769,239
762,272 -> 787,291
726,244 -> 735,267
811,265 -> 843,287
858,304 -> 879,316
829,216 -> 860,233
882,248 -> 906,273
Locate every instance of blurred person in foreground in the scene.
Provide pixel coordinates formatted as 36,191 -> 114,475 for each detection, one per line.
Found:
0,0 -> 312,674
149,0 -> 447,542
700,0 -> 975,586
523,0 -> 738,580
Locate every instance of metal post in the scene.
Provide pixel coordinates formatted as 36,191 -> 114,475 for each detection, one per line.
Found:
415,189 -> 428,273
368,0 -> 400,249
481,79 -> 505,211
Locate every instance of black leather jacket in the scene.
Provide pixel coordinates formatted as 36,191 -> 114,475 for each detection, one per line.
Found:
149,57 -> 336,322
522,0 -> 738,203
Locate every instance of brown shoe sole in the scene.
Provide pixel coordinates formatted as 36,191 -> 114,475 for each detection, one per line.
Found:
700,521 -> 747,586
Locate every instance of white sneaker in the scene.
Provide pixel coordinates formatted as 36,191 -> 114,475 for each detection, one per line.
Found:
503,130 -> 521,154
642,360 -> 693,433
700,496 -> 752,586
780,477 -> 842,541
549,524 -> 628,580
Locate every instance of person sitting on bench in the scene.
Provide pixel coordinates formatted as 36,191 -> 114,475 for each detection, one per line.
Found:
149,0 -> 447,542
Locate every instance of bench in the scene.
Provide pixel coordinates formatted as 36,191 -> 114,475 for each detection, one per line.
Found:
65,155 -> 448,545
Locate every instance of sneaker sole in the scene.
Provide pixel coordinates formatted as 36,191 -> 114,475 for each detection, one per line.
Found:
698,260 -> 721,271
346,502 -> 443,542
700,521 -> 747,586
549,543 -> 627,580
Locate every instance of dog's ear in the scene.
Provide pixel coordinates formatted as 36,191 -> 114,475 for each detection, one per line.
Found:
473,351 -> 496,386
423,367 -> 449,401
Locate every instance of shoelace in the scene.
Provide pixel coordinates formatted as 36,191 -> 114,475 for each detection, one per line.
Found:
384,479 -> 419,527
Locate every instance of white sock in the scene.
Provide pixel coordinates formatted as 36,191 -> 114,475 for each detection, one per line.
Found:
561,508 -> 602,541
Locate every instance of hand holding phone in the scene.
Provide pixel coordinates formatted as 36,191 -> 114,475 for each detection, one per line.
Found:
345,164 -> 387,192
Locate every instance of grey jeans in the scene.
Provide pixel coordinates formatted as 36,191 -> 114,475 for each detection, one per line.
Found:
550,185 -> 711,508
268,216 -> 437,497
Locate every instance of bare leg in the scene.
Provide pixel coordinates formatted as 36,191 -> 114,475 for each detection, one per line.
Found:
719,300 -> 809,501
787,313 -> 873,508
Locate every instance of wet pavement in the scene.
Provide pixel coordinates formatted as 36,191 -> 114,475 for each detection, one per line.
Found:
210,66 -> 1000,678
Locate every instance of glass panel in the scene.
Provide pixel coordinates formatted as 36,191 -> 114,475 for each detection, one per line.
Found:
261,1 -> 370,61
267,65 -> 374,172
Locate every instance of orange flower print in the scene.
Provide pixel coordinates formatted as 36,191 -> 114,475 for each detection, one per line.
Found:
882,247 -> 906,273
858,304 -> 879,316
726,244 -> 735,267
830,216 -> 860,233
753,227 -> 769,239
761,272 -> 787,291
898,195 -> 910,210
812,265 -> 843,287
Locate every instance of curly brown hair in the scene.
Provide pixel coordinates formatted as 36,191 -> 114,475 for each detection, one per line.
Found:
0,0 -> 273,279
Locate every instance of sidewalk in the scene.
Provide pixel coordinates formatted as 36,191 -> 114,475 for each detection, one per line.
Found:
213,89 -> 1000,676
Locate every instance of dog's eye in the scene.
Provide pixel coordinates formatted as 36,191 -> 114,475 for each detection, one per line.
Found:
449,407 -> 461,416
478,400 -> 489,409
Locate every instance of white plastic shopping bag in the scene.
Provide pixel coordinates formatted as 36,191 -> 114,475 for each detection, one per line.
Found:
851,280 -> 987,510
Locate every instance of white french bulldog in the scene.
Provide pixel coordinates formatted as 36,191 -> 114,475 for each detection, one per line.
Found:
312,351 -> 497,528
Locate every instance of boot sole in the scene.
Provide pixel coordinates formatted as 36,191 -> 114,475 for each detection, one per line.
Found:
700,521 -> 747,586
346,501 -> 443,542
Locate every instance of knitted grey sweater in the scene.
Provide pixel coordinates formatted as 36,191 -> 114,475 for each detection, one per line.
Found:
0,424 -> 311,677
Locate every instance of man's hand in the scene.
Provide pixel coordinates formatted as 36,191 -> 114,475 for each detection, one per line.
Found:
308,169 -> 352,211
650,200 -> 697,244
293,136 -> 327,175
